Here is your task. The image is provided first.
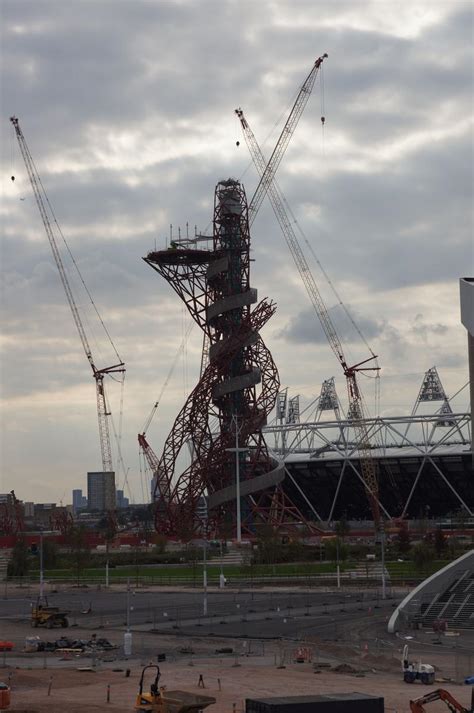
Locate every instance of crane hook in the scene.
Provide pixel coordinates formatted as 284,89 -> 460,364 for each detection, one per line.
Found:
11,175 -> 15,181
321,117 -> 325,125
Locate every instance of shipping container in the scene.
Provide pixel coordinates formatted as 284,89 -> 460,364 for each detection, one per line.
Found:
246,692 -> 384,713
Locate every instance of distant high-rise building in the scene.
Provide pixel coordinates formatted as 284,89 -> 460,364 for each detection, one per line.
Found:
23,502 -> 35,518
87,472 -> 116,511
72,489 -> 84,513
150,474 -> 158,502
116,489 -> 129,509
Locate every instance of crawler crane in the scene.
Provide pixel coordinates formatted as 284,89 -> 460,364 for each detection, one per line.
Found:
10,116 -> 125,474
236,68 -> 382,523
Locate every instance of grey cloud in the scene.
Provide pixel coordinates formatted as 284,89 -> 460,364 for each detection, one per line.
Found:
411,313 -> 449,341
278,303 -> 386,346
0,0 -> 471,502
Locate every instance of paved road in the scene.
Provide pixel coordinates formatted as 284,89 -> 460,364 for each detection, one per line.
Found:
0,585 -> 396,633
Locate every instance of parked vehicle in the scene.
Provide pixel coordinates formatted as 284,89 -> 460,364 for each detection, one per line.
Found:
402,644 -> 435,684
31,596 -> 69,629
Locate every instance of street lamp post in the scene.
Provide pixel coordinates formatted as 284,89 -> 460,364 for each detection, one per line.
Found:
380,527 -> 386,600
203,506 -> 208,616
219,539 -> 225,589
225,414 -> 249,543
39,533 -> 44,600
124,577 -> 132,655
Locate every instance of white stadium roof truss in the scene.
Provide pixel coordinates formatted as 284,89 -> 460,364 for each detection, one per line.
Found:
263,412 -> 472,521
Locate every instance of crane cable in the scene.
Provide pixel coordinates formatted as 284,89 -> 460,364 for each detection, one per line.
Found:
13,133 -> 123,366
141,318 -> 195,436
138,448 -> 147,505
108,375 -> 133,502
319,67 -> 381,420
197,67 -> 314,240
320,62 -> 326,155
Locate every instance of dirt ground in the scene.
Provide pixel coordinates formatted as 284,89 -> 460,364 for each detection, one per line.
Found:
2,585 -> 473,712
2,655 -> 472,713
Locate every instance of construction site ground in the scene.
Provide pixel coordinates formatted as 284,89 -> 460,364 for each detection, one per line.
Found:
1,584 -> 473,712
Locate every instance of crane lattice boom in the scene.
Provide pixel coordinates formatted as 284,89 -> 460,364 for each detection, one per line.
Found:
236,106 -> 381,524
10,116 -> 125,473
247,54 -> 327,225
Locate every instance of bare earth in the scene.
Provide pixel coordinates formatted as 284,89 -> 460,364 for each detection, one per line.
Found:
2,586 -> 472,712
3,657 -> 472,713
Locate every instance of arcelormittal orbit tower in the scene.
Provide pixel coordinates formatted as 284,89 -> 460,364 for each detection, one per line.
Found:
142,178 -> 313,538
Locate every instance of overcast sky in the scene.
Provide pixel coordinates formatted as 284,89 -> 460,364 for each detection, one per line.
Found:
1,0 -> 472,505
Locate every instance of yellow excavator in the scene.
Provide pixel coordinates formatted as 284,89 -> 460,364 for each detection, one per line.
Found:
135,665 -> 216,713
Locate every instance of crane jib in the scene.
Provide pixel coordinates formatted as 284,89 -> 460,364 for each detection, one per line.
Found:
235,56 -> 382,525
10,115 -> 125,475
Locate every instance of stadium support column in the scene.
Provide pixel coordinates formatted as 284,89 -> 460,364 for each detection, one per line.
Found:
469,333 -> 474,469
459,278 -> 474,468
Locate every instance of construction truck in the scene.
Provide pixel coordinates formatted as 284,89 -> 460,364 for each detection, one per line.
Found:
402,644 -> 435,684
31,597 -> 69,629
409,687 -> 471,712
135,666 -> 216,713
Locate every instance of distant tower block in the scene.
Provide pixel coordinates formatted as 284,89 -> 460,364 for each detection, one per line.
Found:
315,377 -> 340,421
287,395 -> 300,424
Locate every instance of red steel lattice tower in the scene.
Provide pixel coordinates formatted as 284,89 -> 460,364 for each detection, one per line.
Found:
142,179 -> 317,537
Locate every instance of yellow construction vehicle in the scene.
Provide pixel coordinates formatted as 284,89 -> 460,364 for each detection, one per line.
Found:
135,666 -> 216,713
31,597 -> 69,629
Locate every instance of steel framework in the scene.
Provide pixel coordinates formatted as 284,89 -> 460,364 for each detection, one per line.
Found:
264,411 -> 472,521
143,179 -> 317,537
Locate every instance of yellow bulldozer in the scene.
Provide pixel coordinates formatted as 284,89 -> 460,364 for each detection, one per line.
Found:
31,597 -> 69,629
135,666 -> 216,713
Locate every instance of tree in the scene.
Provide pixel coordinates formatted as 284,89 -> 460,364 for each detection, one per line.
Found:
68,526 -> 91,585
452,508 -> 469,531
433,527 -> 447,557
254,524 -> 281,565
413,542 -> 435,573
335,518 -> 350,541
42,539 -> 59,569
396,522 -> 411,555
286,537 -> 305,563
7,537 -> 30,579
154,534 -> 168,555
324,537 -> 348,563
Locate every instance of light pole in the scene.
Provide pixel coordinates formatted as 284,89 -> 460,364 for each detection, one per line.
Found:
225,414 -> 249,543
380,526 -> 386,600
202,501 -> 208,616
39,533 -> 44,600
219,539 -> 225,589
336,537 -> 341,590
124,577 -> 132,655
105,535 -> 109,589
